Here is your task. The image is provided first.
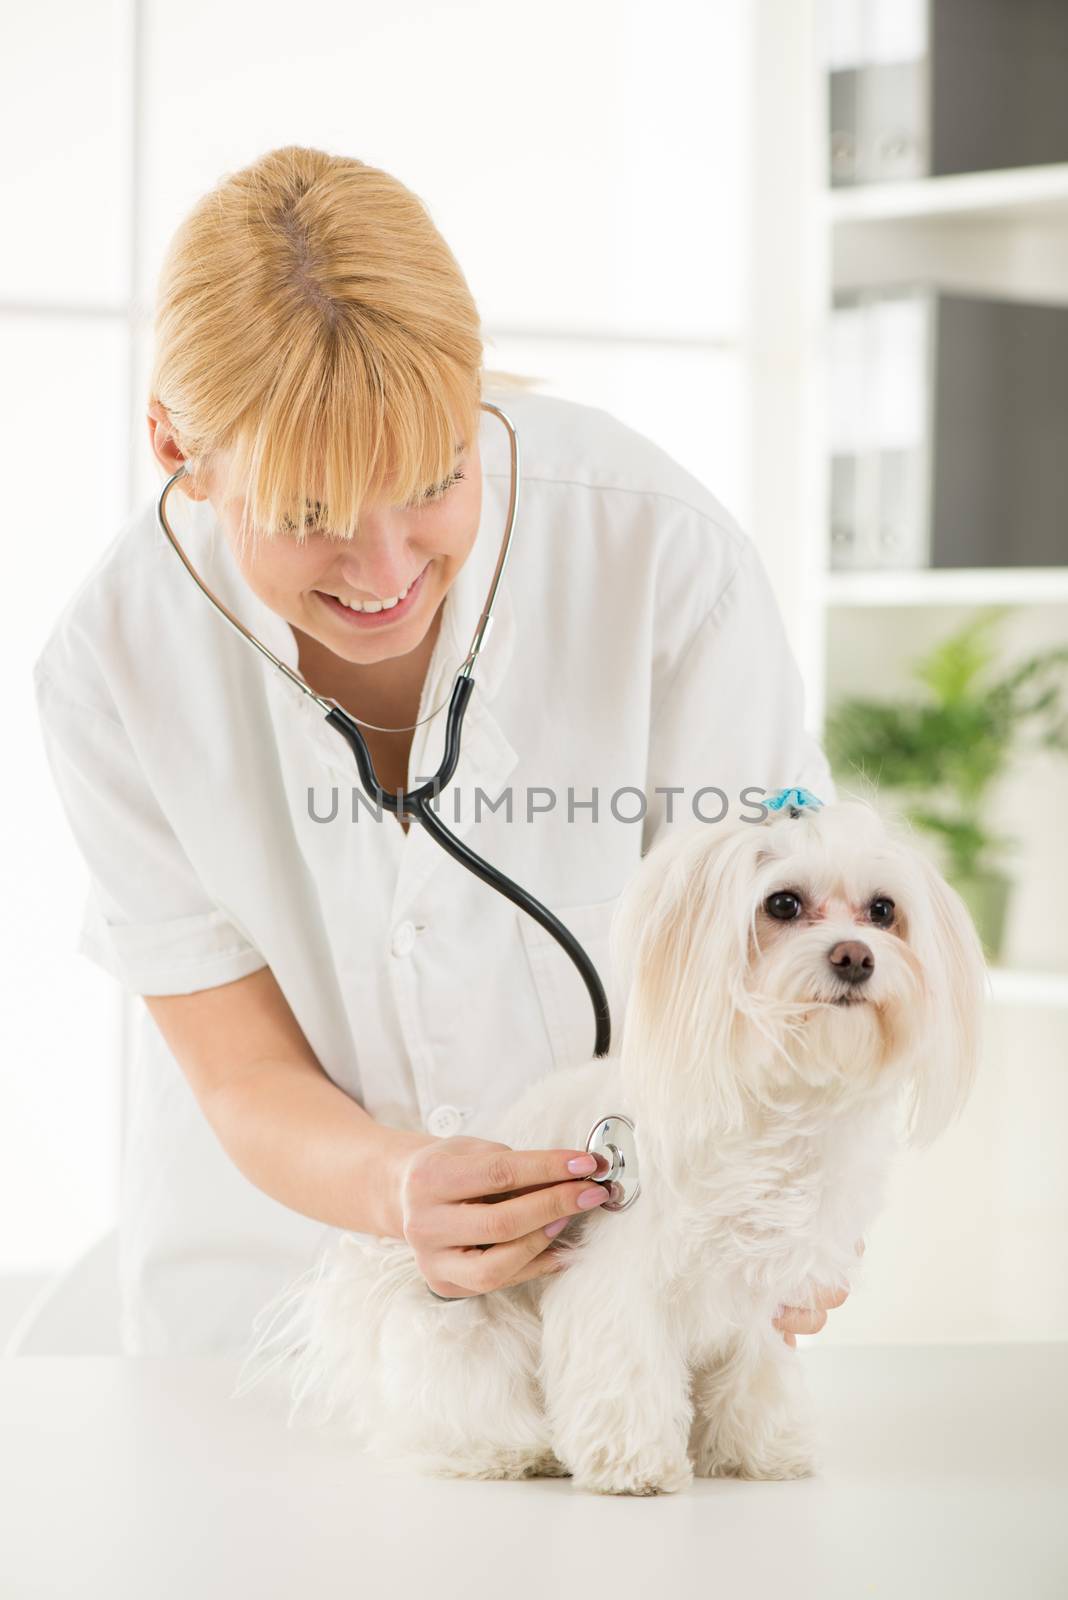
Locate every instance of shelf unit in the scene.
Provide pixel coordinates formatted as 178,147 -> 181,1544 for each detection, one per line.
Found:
824,568 -> 1068,608
824,160 -> 1068,226
803,153 -> 1068,719
989,968 -> 1068,1010
750,4 -> 1068,1014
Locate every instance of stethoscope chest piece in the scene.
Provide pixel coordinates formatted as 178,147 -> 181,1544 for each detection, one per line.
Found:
584,1113 -> 640,1212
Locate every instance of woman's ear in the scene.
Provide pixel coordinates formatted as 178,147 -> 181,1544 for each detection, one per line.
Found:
147,400 -> 211,501
900,848 -> 988,1149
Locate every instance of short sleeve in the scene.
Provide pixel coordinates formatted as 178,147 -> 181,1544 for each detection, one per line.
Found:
643,533 -> 837,851
33,661 -> 269,996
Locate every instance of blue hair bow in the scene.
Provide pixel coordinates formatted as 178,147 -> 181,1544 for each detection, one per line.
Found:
763,786 -> 824,818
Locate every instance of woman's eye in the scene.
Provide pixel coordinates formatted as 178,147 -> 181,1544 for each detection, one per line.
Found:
869,896 -> 896,927
280,503 -> 324,533
418,468 -> 465,504
281,471 -> 466,528
765,891 -> 803,921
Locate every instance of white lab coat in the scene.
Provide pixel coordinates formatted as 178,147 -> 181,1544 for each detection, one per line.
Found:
33,387 -> 836,1354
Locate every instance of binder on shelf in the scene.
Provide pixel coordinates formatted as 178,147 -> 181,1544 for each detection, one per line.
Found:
827,0 -> 1068,188
829,286 -> 1068,571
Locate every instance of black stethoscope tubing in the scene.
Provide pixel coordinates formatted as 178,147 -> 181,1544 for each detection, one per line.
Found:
155,399 -> 611,1058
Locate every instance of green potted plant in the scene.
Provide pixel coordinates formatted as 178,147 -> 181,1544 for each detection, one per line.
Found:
824,608 -> 1068,960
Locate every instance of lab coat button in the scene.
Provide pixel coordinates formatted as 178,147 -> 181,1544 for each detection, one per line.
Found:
391,921 -> 416,957
426,1104 -> 465,1137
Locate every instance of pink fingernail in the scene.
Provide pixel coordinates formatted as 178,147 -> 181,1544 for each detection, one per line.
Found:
567,1155 -> 596,1174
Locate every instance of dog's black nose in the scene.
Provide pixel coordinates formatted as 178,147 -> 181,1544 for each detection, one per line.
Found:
827,940 -> 874,984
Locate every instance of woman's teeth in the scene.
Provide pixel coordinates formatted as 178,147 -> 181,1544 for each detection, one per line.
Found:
327,570 -> 421,612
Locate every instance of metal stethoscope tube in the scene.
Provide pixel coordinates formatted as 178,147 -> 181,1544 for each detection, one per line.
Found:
155,399 -> 611,1059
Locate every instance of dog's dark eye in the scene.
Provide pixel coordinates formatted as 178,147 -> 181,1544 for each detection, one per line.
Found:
869,896 -> 895,927
765,891 -> 803,921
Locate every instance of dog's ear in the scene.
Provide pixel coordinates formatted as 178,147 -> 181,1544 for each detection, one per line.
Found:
611,821 -> 766,1146
898,847 -> 989,1149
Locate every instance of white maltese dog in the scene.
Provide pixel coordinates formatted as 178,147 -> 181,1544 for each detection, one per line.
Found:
237,795 -> 987,1495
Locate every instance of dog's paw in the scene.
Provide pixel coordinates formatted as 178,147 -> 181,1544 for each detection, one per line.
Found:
568,1445 -> 694,1497
523,1450 -> 571,1479
693,1434 -> 818,1481
398,1447 -> 561,1482
736,1445 -> 818,1481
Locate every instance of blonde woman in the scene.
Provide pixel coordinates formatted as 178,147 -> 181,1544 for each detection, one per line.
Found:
34,145 -> 849,1355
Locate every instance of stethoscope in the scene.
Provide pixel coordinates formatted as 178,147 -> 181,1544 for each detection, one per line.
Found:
156,398 -> 640,1215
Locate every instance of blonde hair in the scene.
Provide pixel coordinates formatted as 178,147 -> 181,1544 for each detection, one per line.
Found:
150,144 -> 537,545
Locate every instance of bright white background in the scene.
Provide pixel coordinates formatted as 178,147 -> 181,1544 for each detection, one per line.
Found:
3,0 -> 1065,1349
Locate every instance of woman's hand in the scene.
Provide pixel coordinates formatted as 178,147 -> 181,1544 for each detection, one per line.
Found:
394,1135 -> 612,1299
772,1238 -> 865,1347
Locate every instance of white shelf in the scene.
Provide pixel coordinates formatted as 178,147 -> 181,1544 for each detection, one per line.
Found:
989,968 -> 1068,1009
825,162 -> 1068,227
824,568 -> 1068,608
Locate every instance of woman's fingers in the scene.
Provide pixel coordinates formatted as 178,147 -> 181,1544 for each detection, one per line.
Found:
403,1136 -> 616,1298
430,1232 -> 570,1298
774,1252 -> 864,1342
773,1304 -> 828,1336
425,1177 -> 610,1251
421,1139 -> 605,1204
407,1140 -> 609,1244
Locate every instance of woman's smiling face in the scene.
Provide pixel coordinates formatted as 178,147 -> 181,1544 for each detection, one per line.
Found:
209,433 -> 483,666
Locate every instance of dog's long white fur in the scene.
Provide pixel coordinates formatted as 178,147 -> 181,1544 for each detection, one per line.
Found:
234,798 -> 987,1494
